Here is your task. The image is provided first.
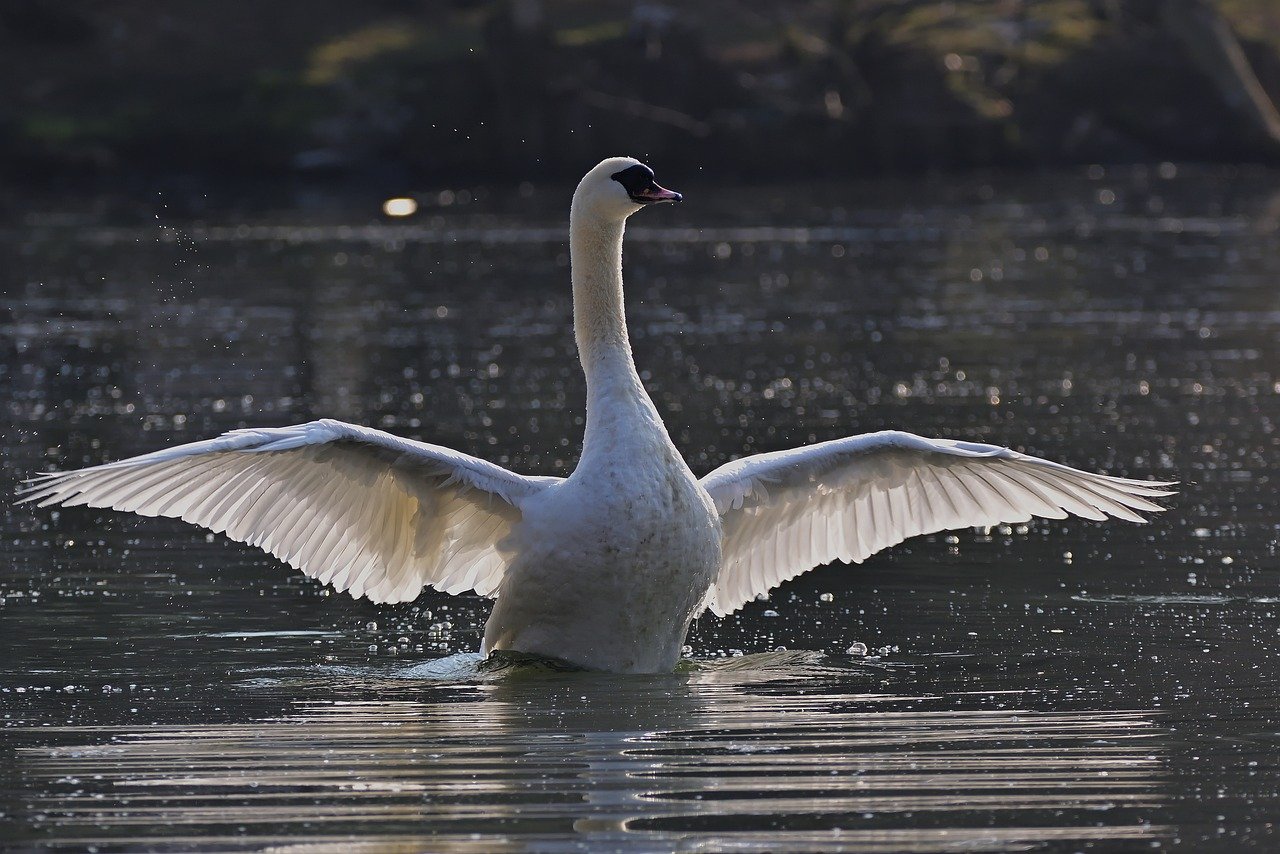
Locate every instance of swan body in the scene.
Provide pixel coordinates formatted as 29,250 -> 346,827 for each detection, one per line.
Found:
484,429 -> 720,672
21,157 -> 1176,673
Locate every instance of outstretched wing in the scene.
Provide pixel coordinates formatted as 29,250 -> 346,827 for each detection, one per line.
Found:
699,430 -> 1176,616
19,419 -> 561,603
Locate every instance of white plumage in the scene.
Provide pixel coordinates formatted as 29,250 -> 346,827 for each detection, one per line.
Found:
698,431 -> 1172,616
20,157 -> 1175,672
22,420 -> 559,603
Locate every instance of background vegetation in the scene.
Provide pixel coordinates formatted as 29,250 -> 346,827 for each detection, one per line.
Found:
5,0 -> 1280,190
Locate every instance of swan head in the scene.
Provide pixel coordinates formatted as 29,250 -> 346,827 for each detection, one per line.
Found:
572,157 -> 682,223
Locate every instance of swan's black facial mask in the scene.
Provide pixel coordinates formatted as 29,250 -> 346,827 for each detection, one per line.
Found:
611,164 -> 682,204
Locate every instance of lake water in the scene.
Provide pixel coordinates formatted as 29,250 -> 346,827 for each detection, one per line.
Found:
2,167 -> 1278,850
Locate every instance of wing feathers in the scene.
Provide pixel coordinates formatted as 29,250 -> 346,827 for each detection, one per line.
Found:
700,431 -> 1174,616
20,420 -> 560,604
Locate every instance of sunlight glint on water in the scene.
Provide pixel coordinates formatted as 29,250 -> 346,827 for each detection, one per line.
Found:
6,168 -> 1280,848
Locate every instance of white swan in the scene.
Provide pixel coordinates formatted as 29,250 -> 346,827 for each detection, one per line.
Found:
21,157 -> 1176,673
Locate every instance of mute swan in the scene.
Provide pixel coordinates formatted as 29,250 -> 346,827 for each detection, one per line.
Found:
21,157 -> 1175,673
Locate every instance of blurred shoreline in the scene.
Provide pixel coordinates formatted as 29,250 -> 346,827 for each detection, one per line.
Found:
4,1 -> 1280,196
5,162 -> 1279,230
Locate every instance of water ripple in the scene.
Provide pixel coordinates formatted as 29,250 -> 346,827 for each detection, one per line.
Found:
15,669 -> 1168,852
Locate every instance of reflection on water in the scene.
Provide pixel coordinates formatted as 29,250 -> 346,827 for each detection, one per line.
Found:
18,656 -> 1166,852
5,166 -> 1280,848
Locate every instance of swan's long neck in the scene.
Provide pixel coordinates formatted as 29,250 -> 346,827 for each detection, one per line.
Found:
570,203 -> 662,457
570,209 -> 632,375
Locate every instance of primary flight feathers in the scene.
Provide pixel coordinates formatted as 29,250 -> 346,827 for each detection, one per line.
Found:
21,420 -> 560,603
698,431 -> 1174,615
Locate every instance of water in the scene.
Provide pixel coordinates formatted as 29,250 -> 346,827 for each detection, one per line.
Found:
3,166 -> 1278,850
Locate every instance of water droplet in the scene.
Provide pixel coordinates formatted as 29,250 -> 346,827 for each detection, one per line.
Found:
846,642 -> 868,656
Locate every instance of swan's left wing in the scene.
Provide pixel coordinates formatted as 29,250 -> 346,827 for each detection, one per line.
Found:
698,430 -> 1176,616
19,419 -> 562,603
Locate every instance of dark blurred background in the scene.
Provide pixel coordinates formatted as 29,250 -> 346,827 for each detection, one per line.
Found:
4,0 -> 1280,194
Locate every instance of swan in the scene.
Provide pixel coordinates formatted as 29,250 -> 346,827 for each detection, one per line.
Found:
20,157 -> 1176,673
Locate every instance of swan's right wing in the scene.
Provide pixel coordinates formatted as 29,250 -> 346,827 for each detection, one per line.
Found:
19,419 -> 562,603
699,431 -> 1176,616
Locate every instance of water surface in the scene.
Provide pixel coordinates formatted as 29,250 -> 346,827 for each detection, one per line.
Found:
4,167 -> 1278,850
